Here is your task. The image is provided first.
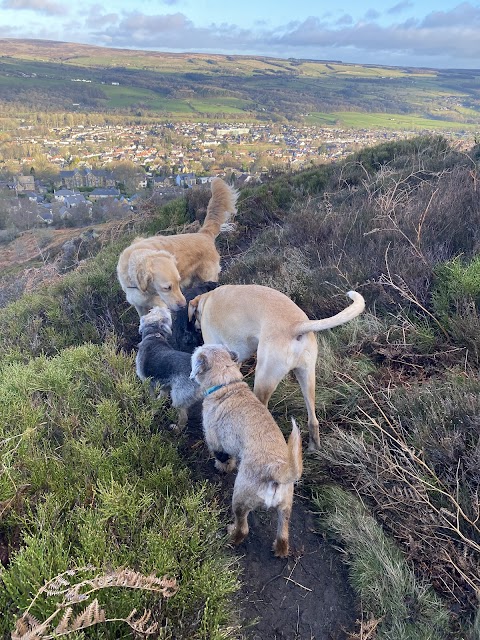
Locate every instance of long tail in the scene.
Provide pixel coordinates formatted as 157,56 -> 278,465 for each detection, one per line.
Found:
199,178 -> 238,238
294,291 -> 365,336
272,418 -> 303,485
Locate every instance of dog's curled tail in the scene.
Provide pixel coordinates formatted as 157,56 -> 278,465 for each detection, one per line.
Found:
273,418 -> 303,485
287,417 -> 303,481
199,178 -> 238,238
295,291 -> 365,337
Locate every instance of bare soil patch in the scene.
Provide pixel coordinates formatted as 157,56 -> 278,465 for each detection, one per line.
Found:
233,496 -> 357,640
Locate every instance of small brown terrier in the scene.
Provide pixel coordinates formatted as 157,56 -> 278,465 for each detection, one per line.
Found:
190,344 -> 303,557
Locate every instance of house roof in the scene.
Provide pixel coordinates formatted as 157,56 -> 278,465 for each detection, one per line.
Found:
90,187 -> 120,196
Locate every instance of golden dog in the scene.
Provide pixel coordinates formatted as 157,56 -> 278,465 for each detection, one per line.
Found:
189,285 -> 365,450
117,178 -> 238,316
190,344 -> 303,557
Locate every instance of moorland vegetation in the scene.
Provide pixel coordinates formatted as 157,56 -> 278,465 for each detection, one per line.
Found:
0,135 -> 479,639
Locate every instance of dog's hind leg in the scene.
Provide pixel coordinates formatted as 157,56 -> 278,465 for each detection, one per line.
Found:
293,363 -> 320,451
253,350 -> 287,407
273,485 -> 294,558
203,425 -> 237,471
196,261 -> 221,283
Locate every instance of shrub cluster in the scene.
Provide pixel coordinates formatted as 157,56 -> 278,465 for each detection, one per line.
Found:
0,342 -> 238,638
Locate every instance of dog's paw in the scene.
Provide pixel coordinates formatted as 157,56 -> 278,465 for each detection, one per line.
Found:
168,422 -> 185,434
273,538 -> 289,558
228,524 -> 248,546
214,456 -> 237,473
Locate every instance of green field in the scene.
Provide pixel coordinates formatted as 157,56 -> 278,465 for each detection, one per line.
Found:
306,110 -> 480,131
99,84 -> 193,112
1,39 -> 480,128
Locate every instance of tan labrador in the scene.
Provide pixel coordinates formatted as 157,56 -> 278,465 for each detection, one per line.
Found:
190,344 -> 303,557
117,178 -> 238,316
189,285 -> 365,450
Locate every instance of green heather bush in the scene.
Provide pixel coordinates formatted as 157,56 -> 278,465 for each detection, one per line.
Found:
352,134 -> 451,173
290,164 -> 333,194
0,228 -> 19,245
432,255 -> 480,362
0,342 -> 238,639
232,181 -> 290,232
142,196 -> 190,235
0,241 -> 139,366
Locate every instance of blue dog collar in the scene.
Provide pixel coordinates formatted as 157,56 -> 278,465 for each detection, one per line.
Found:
203,379 -> 243,397
204,384 -> 224,397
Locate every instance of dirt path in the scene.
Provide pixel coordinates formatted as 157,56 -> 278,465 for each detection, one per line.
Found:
183,405 -> 358,640
233,496 -> 357,639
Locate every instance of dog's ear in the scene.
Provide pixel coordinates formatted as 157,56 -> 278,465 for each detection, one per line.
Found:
136,263 -> 152,293
228,350 -> 239,363
160,318 -> 172,335
188,295 -> 201,322
191,350 -> 210,378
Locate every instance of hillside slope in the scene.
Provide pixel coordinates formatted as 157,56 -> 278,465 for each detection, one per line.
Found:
0,135 -> 479,639
1,38 -> 480,125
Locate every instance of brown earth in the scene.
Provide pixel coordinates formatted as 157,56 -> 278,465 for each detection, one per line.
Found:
232,496 -> 357,640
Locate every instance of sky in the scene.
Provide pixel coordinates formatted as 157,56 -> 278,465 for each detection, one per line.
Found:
1,0 -> 480,69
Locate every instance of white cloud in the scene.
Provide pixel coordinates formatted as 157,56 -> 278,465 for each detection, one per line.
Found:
2,0 -> 66,16
387,1 -> 414,15
421,2 -> 480,28
6,3 -> 480,69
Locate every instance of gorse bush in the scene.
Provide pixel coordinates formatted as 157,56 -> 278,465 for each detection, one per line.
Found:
0,342 -> 238,639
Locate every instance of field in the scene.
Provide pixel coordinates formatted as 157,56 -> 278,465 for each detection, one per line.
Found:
307,110 -> 480,131
1,39 -> 480,128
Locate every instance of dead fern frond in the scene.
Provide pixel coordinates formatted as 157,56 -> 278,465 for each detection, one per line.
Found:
12,566 -> 178,639
70,599 -> 106,631
53,608 -> 73,635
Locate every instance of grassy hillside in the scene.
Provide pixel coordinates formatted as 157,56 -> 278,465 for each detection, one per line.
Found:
0,135 -> 479,638
1,39 -> 480,127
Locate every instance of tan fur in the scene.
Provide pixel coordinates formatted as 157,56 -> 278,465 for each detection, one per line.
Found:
191,345 -> 303,557
188,284 -> 365,450
117,178 -> 238,316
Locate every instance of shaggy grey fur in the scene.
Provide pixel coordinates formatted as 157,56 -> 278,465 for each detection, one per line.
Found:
136,306 -> 202,429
